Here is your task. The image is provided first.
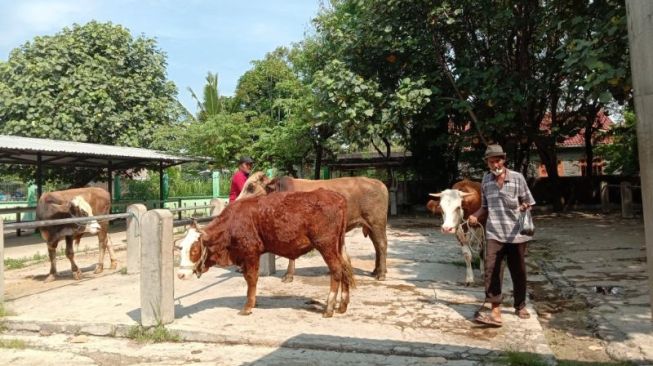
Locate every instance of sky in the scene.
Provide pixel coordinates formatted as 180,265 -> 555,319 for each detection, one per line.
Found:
0,0 -> 321,114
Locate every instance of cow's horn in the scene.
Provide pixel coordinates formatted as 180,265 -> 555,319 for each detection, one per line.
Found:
429,193 -> 442,198
460,192 -> 474,197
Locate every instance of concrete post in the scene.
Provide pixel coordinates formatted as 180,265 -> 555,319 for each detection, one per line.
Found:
626,0 -> 653,319
600,181 -> 610,213
389,188 -> 397,216
126,204 -> 147,275
259,253 -> 276,276
0,217 -> 4,303
140,209 -> 174,327
209,198 -> 225,217
620,181 -> 634,219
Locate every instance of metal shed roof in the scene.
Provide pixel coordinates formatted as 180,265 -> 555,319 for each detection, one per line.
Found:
0,134 -> 208,169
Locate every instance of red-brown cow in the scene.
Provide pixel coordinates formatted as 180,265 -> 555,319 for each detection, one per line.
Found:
176,189 -> 355,318
236,172 -> 389,281
36,187 -> 116,282
427,179 -> 486,286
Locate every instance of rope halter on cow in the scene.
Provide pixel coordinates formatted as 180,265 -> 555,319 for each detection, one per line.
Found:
455,219 -> 486,257
193,234 -> 209,278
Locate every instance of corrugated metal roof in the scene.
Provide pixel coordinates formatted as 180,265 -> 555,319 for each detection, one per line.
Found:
0,135 -> 209,169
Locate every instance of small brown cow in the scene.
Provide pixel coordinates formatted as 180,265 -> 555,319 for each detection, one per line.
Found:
236,172 -> 389,281
427,179 -> 486,286
176,189 -> 355,318
36,187 -> 116,282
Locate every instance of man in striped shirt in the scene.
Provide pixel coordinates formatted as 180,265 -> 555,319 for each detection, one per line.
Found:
468,144 -> 535,327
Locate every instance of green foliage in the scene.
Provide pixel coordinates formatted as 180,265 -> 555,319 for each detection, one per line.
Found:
0,21 -> 180,186
126,324 -> 181,343
496,350 -> 550,366
3,252 -> 49,270
0,339 -> 26,349
597,109 -> 638,175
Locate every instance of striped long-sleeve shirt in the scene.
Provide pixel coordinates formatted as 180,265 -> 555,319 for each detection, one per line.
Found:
481,169 -> 536,243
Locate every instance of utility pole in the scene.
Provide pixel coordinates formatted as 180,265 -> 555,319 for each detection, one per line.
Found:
626,0 -> 653,319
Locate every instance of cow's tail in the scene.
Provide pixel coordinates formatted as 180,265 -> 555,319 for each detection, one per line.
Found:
338,212 -> 356,289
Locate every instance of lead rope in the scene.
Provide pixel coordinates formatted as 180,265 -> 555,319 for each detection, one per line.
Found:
455,219 -> 489,316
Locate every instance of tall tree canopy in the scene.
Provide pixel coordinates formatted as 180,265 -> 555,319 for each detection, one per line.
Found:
0,21 -> 180,186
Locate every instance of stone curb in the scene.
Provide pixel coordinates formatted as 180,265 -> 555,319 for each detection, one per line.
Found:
4,318 -> 509,361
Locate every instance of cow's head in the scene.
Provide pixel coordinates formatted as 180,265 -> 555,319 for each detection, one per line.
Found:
429,189 -> 473,234
70,196 -> 101,234
176,221 -> 208,280
236,171 -> 275,200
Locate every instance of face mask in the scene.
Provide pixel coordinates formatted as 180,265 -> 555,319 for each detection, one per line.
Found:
491,168 -> 503,176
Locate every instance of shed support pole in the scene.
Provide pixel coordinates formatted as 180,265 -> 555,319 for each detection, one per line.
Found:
36,153 -> 43,199
159,162 -> 164,208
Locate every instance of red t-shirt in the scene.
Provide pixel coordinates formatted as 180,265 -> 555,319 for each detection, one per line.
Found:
229,170 -> 249,202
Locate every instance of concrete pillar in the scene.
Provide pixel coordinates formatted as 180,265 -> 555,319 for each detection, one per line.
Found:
126,204 -> 147,275
209,198 -> 225,217
626,0 -> 653,319
389,188 -> 397,216
620,181 -> 634,219
259,253 -> 276,276
140,209 -> 174,327
0,217 -> 4,303
600,181 -> 610,213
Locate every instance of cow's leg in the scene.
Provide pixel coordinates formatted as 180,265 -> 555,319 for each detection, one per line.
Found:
96,224 -> 117,273
461,243 -> 474,286
337,248 -> 352,314
368,226 -> 388,281
240,259 -> 260,315
45,240 -> 59,283
319,250 -> 343,318
65,236 -> 82,280
282,259 -> 295,283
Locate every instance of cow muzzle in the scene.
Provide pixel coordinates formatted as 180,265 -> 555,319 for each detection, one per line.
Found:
85,221 -> 101,234
441,226 -> 456,234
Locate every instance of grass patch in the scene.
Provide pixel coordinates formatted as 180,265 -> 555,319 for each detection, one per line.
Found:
495,350 -> 550,366
3,252 -> 49,270
0,339 -> 27,349
126,324 -> 181,343
119,267 -> 128,275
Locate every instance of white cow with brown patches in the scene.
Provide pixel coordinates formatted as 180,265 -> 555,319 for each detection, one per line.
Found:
36,187 -> 116,282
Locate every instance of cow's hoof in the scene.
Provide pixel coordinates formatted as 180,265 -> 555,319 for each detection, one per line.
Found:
238,309 -> 252,316
73,271 -> 82,280
94,264 -> 104,274
337,304 -> 348,314
44,274 -> 56,283
323,311 -> 334,318
465,282 -> 472,287
110,260 -> 118,270
281,275 -> 294,283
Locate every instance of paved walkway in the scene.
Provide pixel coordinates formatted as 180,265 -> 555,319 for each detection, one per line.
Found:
2,214 -> 652,365
1,219 -> 552,365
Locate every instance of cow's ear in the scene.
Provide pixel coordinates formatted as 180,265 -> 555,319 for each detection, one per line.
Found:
426,200 -> 442,214
190,218 -> 199,229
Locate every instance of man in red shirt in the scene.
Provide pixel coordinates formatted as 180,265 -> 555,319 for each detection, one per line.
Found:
229,156 -> 254,202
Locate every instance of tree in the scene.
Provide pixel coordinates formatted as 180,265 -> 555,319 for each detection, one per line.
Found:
597,109 -> 638,175
0,21 -> 179,186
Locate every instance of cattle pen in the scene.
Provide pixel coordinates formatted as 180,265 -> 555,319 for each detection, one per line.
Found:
0,199 -> 227,318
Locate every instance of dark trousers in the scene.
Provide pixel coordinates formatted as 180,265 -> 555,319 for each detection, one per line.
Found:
484,239 -> 528,310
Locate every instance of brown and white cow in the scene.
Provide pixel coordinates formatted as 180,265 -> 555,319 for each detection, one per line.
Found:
236,172 -> 389,281
427,179 -> 486,286
36,187 -> 116,282
177,189 -> 355,318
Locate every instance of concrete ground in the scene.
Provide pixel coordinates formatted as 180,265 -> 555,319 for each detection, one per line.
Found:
1,214 -> 651,365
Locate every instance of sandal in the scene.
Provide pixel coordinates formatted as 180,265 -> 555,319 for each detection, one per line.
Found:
515,308 -> 530,319
474,310 -> 502,327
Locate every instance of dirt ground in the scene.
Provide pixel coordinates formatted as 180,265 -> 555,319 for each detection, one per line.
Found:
2,211 -> 648,364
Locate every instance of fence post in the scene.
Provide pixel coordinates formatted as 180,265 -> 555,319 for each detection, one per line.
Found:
15,211 -> 21,237
621,181 -> 634,219
600,181 -> 610,213
212,171 -> 220,198
140,209 -> 174,327
126,204 -> 147,275
0,217 -> 4,303
389,188 -> 398,216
